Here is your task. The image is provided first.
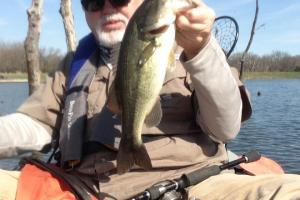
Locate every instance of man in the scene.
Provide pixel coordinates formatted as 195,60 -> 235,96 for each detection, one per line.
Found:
0,0 -> 299,199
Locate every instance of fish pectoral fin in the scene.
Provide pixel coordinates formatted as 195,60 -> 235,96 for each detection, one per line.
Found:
117,141 -> 152,174
144,100 -> 163,128
137,40 -> 159,68
107,80 -> 122,114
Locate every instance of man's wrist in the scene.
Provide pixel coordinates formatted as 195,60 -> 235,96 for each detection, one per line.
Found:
180,35 -> 214,64
182,34 -> 212,61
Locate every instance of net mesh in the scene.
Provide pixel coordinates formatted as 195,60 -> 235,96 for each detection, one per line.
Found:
212,17 -> 238,58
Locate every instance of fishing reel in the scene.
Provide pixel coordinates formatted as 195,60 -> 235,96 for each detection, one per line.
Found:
150,180 -> 184,200
130,180 -> 184,200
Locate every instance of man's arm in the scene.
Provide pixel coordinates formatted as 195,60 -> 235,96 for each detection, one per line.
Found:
175,1 -> 242,142
0,53 -> 72,159
0,113 -> 51,158
182,36 -> 242,142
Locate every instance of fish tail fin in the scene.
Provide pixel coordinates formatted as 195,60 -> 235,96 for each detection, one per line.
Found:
117,140 -> 152,174
134,143 -> 152,170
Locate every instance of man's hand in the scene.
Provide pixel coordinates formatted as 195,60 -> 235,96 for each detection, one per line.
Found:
175,0 -> 215,60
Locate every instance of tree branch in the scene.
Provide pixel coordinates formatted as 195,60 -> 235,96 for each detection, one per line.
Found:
240,0 -> 259,79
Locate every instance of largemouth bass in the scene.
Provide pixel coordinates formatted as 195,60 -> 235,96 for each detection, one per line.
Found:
112,0 -> 198,174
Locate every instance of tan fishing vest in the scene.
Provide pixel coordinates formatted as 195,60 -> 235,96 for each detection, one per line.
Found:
18,51 -> 252,199
18,51 -> 228,171
73,54 -> 228,174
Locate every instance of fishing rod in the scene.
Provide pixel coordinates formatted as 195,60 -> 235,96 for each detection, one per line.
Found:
130,150 -> 261,200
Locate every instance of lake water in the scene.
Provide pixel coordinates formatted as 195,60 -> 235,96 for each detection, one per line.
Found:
0,80 -> 299,173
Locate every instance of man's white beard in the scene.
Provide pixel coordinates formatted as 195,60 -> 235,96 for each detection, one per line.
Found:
96,29 -> 125,47
94,13 -> 128,47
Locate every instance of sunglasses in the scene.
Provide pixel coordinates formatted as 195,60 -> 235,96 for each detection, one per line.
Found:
81,0 -> 131,12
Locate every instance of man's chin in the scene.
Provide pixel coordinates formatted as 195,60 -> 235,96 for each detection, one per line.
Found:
95,31 -> 124,47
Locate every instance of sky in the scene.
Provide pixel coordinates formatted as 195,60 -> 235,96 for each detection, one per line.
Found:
0,0 -> 299,56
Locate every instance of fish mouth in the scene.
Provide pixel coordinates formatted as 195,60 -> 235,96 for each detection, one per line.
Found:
148,25 -> 170,35
141,14 -> 176,36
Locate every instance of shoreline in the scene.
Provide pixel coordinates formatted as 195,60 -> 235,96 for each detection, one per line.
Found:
0,79 -> 28,83
1,71 -> 300,82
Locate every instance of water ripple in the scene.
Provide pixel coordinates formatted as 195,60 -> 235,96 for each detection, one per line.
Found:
1,80 -> 300,173
229,79 -> 300,173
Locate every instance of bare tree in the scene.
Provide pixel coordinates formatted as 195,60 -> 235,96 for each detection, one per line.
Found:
24,0 -> 44,95
60,0 -> 77,52
240,0 -> 259,79
23,0 -> 44,161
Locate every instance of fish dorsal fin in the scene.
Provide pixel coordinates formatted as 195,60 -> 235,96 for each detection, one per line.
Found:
144,99 -> 162,127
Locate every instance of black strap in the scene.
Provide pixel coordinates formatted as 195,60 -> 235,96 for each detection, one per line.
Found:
22,158 -> 97,200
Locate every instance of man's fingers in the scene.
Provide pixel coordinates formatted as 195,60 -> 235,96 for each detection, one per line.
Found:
174,0 -> 205,14
185,6 -> 215,22
177,20 -> 208,32
174,0 -> 215,58
173,0 -> 202,13
176,13 -> 211,32
176,28 -> 210,42
176,6 -> 215,29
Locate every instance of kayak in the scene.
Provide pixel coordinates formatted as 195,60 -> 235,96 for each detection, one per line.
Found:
228,150 -> 284,175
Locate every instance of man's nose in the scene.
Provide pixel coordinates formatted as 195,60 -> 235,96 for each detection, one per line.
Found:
102,0 -> 116,13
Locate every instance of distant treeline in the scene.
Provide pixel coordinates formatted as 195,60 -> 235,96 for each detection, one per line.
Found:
228,51 -> 300,72
0,41 -> 63,73
1,41 -> 300,73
